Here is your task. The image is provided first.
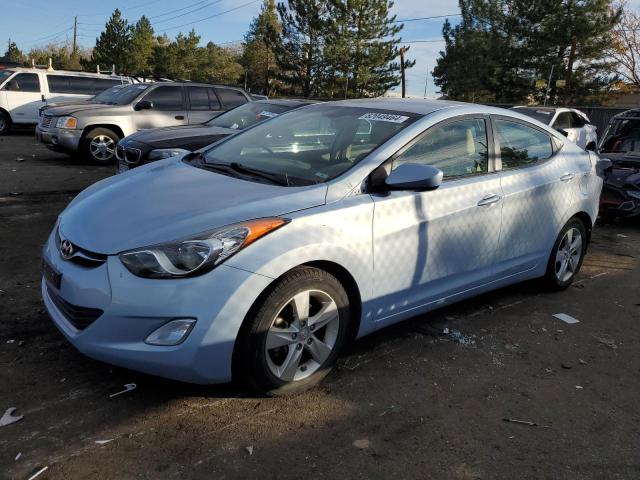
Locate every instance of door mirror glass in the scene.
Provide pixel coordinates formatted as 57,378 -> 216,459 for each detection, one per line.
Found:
385,163 -> 443,191
135,100 -> 153,111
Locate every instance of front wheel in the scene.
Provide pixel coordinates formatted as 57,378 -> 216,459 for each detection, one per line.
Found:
0,111 -> 11,135
542,218 -> 587,290
237,267 -> 351,396
81,127 -> 119,164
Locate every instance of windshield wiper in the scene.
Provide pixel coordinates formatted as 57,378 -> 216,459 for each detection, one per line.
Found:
229,162 -> 290,186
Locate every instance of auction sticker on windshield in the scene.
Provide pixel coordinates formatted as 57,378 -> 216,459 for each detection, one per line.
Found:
259,111 -> 279,118
359,112 -> 410,123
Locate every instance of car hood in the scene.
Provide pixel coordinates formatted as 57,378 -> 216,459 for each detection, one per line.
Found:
126,124 -> 236,149
43,103 -> 116,116
59,159 -> 327,254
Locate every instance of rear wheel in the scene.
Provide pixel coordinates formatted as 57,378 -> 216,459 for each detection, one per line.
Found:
238,267 -> 351,396
0,111 -> 11,135
542,218 -> 587,290
81,127 -> 119,164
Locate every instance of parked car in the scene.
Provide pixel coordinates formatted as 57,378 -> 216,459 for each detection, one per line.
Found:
116,99 -> 317,173
35,82 -> 252,163
0,68 -> 132,134
42,100 -> 604,395
511,106 -> 598,151
598,108 -> 640,217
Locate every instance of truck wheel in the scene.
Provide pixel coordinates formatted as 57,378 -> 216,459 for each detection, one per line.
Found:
82,127 -> 119,164
0,112 -> 11,135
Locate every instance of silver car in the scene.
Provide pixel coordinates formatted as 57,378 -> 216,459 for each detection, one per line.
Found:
35,82 -> 252,163
42,100 -> 603,395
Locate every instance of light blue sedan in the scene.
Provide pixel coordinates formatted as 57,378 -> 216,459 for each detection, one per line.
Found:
41,99 -> 604,395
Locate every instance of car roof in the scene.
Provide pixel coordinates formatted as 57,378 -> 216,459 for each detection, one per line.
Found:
149,81 -> 246,90
9,67 -> 128,79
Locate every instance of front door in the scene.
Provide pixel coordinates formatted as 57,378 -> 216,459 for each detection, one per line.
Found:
3,72 -> 43,123
133,85 -> 188,131
371,116 -> 503,326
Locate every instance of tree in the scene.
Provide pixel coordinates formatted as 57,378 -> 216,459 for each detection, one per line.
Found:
242,0 -> 282,95
200,42 -> 244,84
326,0 -> 413,98
89,9 -> 133,74
275,0 -> 331,97
5,41 -> 25,64
607,1 -> 640,89
130,16 -> 155,77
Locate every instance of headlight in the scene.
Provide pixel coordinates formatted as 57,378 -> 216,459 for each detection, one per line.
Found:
119,217 -> 288,279
56,116 -> 77,129
628,190 -> 640,200
148,148 -> 190,161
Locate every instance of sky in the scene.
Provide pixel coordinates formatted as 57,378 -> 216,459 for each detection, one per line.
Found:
1,0 -> 638,98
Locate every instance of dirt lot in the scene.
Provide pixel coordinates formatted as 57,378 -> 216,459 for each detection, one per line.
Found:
1,132 -> 639,480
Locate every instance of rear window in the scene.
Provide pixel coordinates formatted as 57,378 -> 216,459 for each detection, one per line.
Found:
600,118 -> 640,154
216,88 -> 248,108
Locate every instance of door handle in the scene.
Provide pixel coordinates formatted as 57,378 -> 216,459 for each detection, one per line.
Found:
175,115 -> 185,120
560,173 -> 575,182
477,193 -> 502,207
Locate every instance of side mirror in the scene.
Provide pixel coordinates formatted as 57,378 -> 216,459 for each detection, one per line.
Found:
596,158 -> 612,177
134,100 -> 153,111
556,128 -> 569,137
385,163 -> 443,191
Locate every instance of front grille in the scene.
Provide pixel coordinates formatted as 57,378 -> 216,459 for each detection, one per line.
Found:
47,284 -> 103,330
41,115 -> 54,129
55,228 -> 107,267
116,144 -> 142,165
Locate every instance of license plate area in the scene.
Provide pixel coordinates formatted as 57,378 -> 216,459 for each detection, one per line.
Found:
42,258 -> 62,290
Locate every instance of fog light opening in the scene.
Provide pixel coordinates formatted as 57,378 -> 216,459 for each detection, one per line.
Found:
145,319 -> 196,346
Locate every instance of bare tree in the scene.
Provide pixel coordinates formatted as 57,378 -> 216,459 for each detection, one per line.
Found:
609,1 -> 640,89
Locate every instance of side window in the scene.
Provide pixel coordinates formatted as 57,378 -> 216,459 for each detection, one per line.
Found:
495,119 -> 554,170
68,76 -> 96,94
187,86 -> 210,110
143,86 -> 184,110
47,75 -> 70,93
554,112 -> 572,130
207,88 -> 221,109
4,73 -> 40,92
93,78 -> 121,94
216,88 -> 248,108
392,118 -> 489,179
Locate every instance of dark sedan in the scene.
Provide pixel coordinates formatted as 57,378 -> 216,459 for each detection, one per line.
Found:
598,109 -> 640,217
116,99 -> 316,173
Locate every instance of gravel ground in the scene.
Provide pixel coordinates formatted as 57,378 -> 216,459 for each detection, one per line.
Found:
1,132 -> 639,480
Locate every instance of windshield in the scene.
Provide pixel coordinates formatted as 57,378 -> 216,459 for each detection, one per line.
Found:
512,108 -> 554,125
207,102 -> 296,130
600,118 -> 640,155
100,83 -> 150,105
201,105 -> 419,186
0,69 -> 14,85
92,84 -> 127,103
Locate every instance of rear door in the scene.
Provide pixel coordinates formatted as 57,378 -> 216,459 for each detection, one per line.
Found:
371,115 -> 504,325
2,72 -> 43,123
186,86 -> 223,124
133,85 -> 188,130
492,116 -> 573,277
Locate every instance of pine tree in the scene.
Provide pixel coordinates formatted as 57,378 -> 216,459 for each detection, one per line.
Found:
5,41 -> 25,64
130,16 -> 155,77
275,0 -> 331,97
242,0 -> 282,95
90,9 -> 133,74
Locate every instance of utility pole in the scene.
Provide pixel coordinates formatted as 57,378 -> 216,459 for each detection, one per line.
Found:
399,46 -> 408,98
72,16 -> 77,55
544,64 -> 555,106
423,69 -> 428,99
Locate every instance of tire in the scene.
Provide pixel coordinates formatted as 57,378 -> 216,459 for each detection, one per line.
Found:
237,267 -> 351,396
0,111 -> 11,135
542,218 -> 587,290
81,127 -> 119,164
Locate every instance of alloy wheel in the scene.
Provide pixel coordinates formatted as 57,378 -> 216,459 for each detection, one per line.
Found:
89,135 -> 115,161
265,289 -> 340,382
555,227 -> 583,282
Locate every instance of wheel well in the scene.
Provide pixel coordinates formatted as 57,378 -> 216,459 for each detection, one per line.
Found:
81,124 -> 124,142
230,261 -> 363,381
0,107 -> 11,121
572,211 -> 593,244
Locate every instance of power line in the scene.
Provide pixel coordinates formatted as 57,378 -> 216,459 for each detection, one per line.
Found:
157,0 -> 260,32
394,14 -> 461,23
400,39 -> 445,44
76,0 -> 164,18
152,0 -> 225,26
149,0 -> 211,19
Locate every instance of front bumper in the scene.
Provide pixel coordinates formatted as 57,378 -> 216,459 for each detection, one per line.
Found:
41,229 -> 273,384
36,125 -> 82,153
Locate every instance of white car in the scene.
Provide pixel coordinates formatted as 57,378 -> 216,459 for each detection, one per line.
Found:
0,68 -> 132,134
512,106 -> 598,151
